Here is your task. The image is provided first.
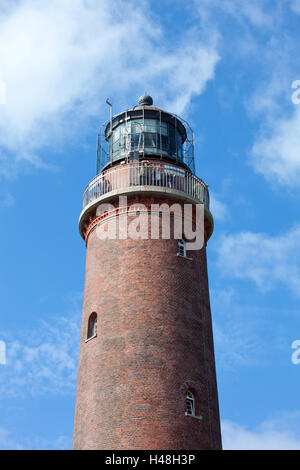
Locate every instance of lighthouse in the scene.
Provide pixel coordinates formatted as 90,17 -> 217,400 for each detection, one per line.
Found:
73,95 -> 222,450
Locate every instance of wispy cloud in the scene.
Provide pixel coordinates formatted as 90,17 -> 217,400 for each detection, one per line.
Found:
290,0 -> 300,15
209,193 -> 229,222
0,426 -> 72,450
0,192 -> 14,208
195,0 -> 279,30
211,287 -> 265,370
251,104 -> 300,187
213,321 -> 260,370
0,0 -> 219,176
0,311 -> 81,398
193,0 -> 300,189
222,411 -> 300,450
0,427 -> 23,450
215,225 -> 300,296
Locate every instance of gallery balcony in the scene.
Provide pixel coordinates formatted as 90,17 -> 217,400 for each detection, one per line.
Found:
82,161 -> 210,211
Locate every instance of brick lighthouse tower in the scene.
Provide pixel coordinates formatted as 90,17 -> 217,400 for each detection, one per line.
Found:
73,95 -> 222,450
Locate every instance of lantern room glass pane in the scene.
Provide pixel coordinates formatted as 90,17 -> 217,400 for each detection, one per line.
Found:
169,125 -> 176,157
108,118 -> 184,162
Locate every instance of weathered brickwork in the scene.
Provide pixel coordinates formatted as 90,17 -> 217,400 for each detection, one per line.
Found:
73,204 -> 222,450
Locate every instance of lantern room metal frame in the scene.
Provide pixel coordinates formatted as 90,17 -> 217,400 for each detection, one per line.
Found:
96,105 -> 195,175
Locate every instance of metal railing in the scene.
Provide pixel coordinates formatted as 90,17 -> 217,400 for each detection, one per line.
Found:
83,162 -> 209,210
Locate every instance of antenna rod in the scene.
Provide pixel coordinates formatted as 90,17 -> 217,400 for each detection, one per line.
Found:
106,98 -> 113,164
106,98 -> 112,134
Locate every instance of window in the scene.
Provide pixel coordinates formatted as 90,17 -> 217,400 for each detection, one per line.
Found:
108,119 -> 183,161
178,239 -> 186,257
87,312 -> 97,340
186,391 -> 195,416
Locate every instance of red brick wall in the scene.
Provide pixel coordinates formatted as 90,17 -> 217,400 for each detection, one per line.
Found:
73,208 -> 222,450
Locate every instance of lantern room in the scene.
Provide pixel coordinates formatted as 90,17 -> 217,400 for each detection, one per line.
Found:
96,95 -> 195,174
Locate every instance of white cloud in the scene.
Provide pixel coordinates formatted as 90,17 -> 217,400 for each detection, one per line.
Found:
156,44 -> 219,115
211,287 -> 265,369
0,0 -> 219,176
209,194 -> 229,222
251,105 -> 300,186
240,11 -> 300,188
0,426 -> 72,450
213,322 -> 259,369
194,0 -> 300,189
215,225 -> 300,296
222,413 -> 300,450
194,0 -> 278,29
0,311 -> 81,397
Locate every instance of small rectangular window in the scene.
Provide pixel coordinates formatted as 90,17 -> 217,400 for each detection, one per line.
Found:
186,391 -> 195,416
178,239 -> 186,257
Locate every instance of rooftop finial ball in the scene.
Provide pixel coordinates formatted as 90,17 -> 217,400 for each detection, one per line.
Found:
138,94 -> 153,106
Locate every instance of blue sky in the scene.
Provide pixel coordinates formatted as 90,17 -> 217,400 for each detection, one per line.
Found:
0,0 -> 300,450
